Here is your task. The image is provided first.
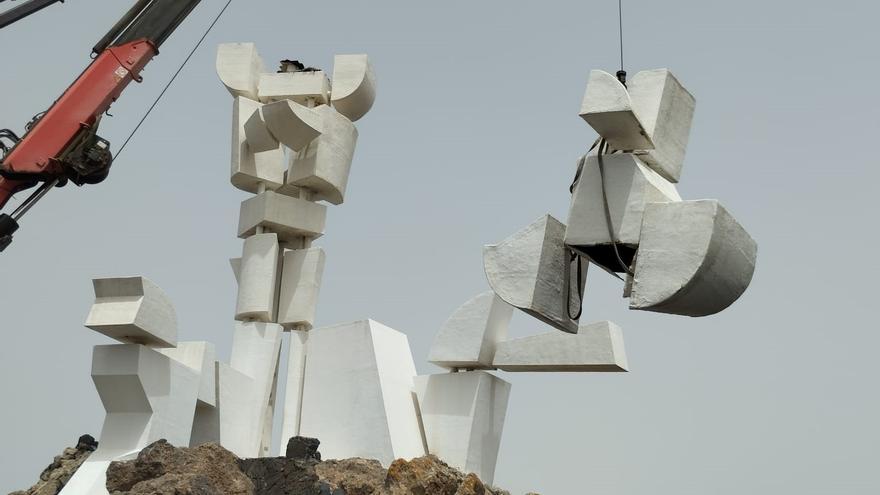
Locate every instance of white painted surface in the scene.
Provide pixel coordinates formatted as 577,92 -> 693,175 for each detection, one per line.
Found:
259,71 -> 331,105
493,320 -> 629,372
158,341 -> 217,407
237,191 -> 327,244
428,291 -> 512,370
279,330 -> 308,455
415,371 -> 510,485
262,99 -> 323,152
278,248 -> 325,330
580,69 -> 653,151
331,54 -> 377,122
243,104 -> 280,153
483,215 -> 584,334
85,277 -> 177,348
283,105 -> 358,205
299,320 -> 425,465
235,233 -> 280,322
630,200 -> 758,316
231,96 -> 285,193
216,43 -> 266,100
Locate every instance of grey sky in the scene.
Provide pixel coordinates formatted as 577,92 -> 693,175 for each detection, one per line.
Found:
1,0 -> 877,493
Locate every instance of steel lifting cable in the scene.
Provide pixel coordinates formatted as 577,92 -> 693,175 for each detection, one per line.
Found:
114,0 -> 234,163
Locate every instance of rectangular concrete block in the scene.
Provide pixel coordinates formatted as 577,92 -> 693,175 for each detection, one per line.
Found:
492,321 -> 629,372
278,248 -> 326,330
212,361 -> 259,458
231,96 -> 285,194
299,320 -> 426,465
238,190 -> 327,244
279,330 -> 308,454
580,69 -> 654,151
414,371 -> 511,485
235,233 -> 280,322
217,43 -> 266,100
428,292 -> 512,370
158,342 -> 217,407
258,71 -> 331,105
85,277 -> 177,348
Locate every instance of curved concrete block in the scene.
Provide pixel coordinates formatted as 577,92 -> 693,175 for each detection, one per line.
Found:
259,71 -> 331,105
217,43 -> 266,100
235,233 -> 280,322
85,277 -> 177,348
493,321 -> 628,372
238,191 -> 327,244
580,70 -> 653,151
565,153 -> 680,273
428,291 -> 512,370
262,100 -> 323,152
231,97 -> 284,194
331,54 -> 377,122
243,105 -> 280,153
483,215 -> 585,334
284,105 -> 358,205
630,200 -> 757,316
278,247 -> 326,330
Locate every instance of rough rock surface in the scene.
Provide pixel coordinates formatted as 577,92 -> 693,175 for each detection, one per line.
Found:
13,436 -> 529,495
10,435 -> 98,495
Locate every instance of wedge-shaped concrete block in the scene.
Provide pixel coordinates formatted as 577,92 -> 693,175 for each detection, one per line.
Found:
259,71 -> 331,105
278,248 -> 325,330
238,191 -> 327,244
493,321 -> 629,372
429,292 -> 512,370
580,70 -> 653,151
235,233 -> 280,322
299,320 -> 425,465
85,277 -> 177,348
158,341 -> 217,407
283,105 -> 358,205
217,43 -> 266,100
279,330 -> 308,455
232,97 -> 284,194
262,99 -> 323,152
188,361 -> 258,457
414,372 -> 510,485
331,54 -> 377,122
628,69 -> 695,183
230,257 -> 241,285
243,105 -> 280,153
630,200 -> 757,316
565,153 -> 681,273
484,215 -> 585,334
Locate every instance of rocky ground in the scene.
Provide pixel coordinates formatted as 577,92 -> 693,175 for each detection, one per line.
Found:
10,436 -> 538,495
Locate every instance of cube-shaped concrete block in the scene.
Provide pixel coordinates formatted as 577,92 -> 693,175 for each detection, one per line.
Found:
279,330 -> 308,455
158,341 -> 217,407
232,97 -> 284,194
262,99 -> 323,152
235,233 -> 280,322
243,105 -> 280,153
85,277 -> 177,348
493,320 -> 629,372
217,43 -> 266,100
331,54 -> 377,122
238,191 -> 327,244
428,291 -> 513,370
628,69 -> 695,183
278,248 -> 326,330
259,71 -> 331,105
565,153 -> 681,273
414,371 -> 511,485
299,320 -> 426,465
580,70 -> 653,151
283,105 -> 358,205
630,200 -> 757,316
483,215 -> 585,334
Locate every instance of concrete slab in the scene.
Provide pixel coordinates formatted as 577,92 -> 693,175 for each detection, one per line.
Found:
85,277 -> 177,348
235,233 -> 280,322
331,54 -> 377,122
630,200 -> 757,316
580,69 -> 653,151
217,43 -> 266,101
259,71 -> 331,105
243,104 -> 280,153
262,99 -> 323,152
279,330 -> 308,455
493,320 -> 629,372
277,248 -> 325,330
158,341 -> 217,407
428,291 -> 512,370
231,96 -> 284,194
238,191 -> 327,244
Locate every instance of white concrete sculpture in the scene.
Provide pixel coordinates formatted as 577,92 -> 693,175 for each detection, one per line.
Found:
231,96 -> 284,193
243,105 -> 280,153
331,54 -> 377,122
493,321 -> 629,372
629,200 -> 758,316
284,105 -> 359,205
429,291 -> 513,370
85,276 -> 178,348
261,99 -> 323,152
238,190 -> 327,243
564,153 -> 680,273
277,248 -> 325,330
235,233 -> 280,322
259,71 -> 331,105
217,43 -> 266,100
580,69 -> 654,151
278,329 -> 308,454
484,215 -> 585,334
298,320 -> 426,465
415,371 -> 511,485
158,341 -> 217,407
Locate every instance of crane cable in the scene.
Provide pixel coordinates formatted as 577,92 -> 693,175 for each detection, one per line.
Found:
114,0 -> 234,163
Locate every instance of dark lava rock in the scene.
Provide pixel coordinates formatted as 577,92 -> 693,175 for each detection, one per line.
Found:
285,436 -> 322,461
9,435 -> 97,495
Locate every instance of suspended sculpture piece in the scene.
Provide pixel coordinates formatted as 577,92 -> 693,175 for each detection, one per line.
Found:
85,276 -> 178,348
